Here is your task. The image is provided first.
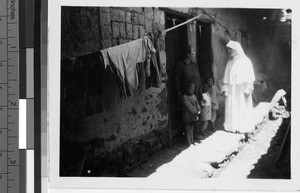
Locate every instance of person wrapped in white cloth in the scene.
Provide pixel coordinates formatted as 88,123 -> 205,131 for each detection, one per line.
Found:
222,40 -> 256,134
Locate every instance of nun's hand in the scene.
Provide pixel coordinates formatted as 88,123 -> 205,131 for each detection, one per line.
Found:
244,92 -> 250,97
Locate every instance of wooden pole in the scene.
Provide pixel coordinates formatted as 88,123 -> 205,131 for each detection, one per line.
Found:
164,14 -> 203,33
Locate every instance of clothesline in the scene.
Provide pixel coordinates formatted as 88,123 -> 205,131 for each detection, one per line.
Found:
68,37 -> 148,61
164,14 -> 204,33
163,8 -> 236,37
67,9 -> 237,61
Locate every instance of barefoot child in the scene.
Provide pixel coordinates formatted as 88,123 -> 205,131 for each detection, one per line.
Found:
182,82 -> 201,146
201,83 -> 211,135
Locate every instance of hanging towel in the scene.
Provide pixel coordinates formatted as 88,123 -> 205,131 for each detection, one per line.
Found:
101,36 -> 156,98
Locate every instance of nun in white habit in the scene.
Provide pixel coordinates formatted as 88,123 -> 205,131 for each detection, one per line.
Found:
222,40 -> 255,133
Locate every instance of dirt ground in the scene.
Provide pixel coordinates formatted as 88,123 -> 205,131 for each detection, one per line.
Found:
211,117 -> 290,179
247,118 -> 290,179
124,116 -> 290,179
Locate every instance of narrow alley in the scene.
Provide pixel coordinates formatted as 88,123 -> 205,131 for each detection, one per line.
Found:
124,102 -> 290,179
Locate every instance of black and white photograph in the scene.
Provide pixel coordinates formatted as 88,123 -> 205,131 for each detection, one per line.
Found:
48,0 -> 300,192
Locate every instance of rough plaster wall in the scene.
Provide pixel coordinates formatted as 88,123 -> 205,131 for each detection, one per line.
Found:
61,7 -> 167,163
61,7 -> 101,59
249,22 -> 291,102
206,8 -> 248,89
77,84 -> 168,156
204,8 -> 291,104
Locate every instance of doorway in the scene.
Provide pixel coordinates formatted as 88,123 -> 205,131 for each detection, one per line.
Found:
197,21 -> 213,82
165,13 -> 188,138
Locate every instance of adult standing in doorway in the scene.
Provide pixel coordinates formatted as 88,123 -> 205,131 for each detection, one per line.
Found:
222,40 -> 255,134
175,46 -> 203,138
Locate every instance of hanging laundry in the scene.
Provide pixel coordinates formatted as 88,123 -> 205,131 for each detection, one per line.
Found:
137,62 -> 146,91
101,36 -> 156,98
79,52 -> 103,116
63,58 -> 86,101
145,50 -> 151,77
61,58 -> 87,133
157,32 -> 167,77
146,53 -> 162,89
158,50 -> 167,76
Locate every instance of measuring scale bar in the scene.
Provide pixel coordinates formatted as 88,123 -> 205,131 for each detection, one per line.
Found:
0,0 -> 20,193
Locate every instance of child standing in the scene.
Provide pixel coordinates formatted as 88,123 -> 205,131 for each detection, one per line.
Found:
182,82 -> 201,146
201,83 -> 211,135
207,77 -> 219,131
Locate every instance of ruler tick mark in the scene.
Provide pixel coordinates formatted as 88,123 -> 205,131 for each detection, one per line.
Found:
3,0 -> 20,189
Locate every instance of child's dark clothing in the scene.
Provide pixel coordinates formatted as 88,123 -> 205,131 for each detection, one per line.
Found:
182,93 -> 201,145
182,94 -> 201,124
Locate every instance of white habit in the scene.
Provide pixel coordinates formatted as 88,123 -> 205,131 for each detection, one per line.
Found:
223,41 -> 255,133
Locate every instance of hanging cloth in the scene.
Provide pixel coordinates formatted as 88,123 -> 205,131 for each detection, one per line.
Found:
101,36 -> 156,98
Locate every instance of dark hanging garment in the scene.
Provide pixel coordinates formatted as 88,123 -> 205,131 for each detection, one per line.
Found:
64,58 -> 86,101
80,52 -> 103,116
137,62 -> 146,91
61,58 -> 87,132
145,53 -> 162,89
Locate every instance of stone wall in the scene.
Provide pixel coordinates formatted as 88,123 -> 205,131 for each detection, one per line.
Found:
61,7 -> 168,176
61,7 -> 165,58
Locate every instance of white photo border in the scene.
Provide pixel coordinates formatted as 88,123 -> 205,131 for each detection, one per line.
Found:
48,0 -> 300,191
